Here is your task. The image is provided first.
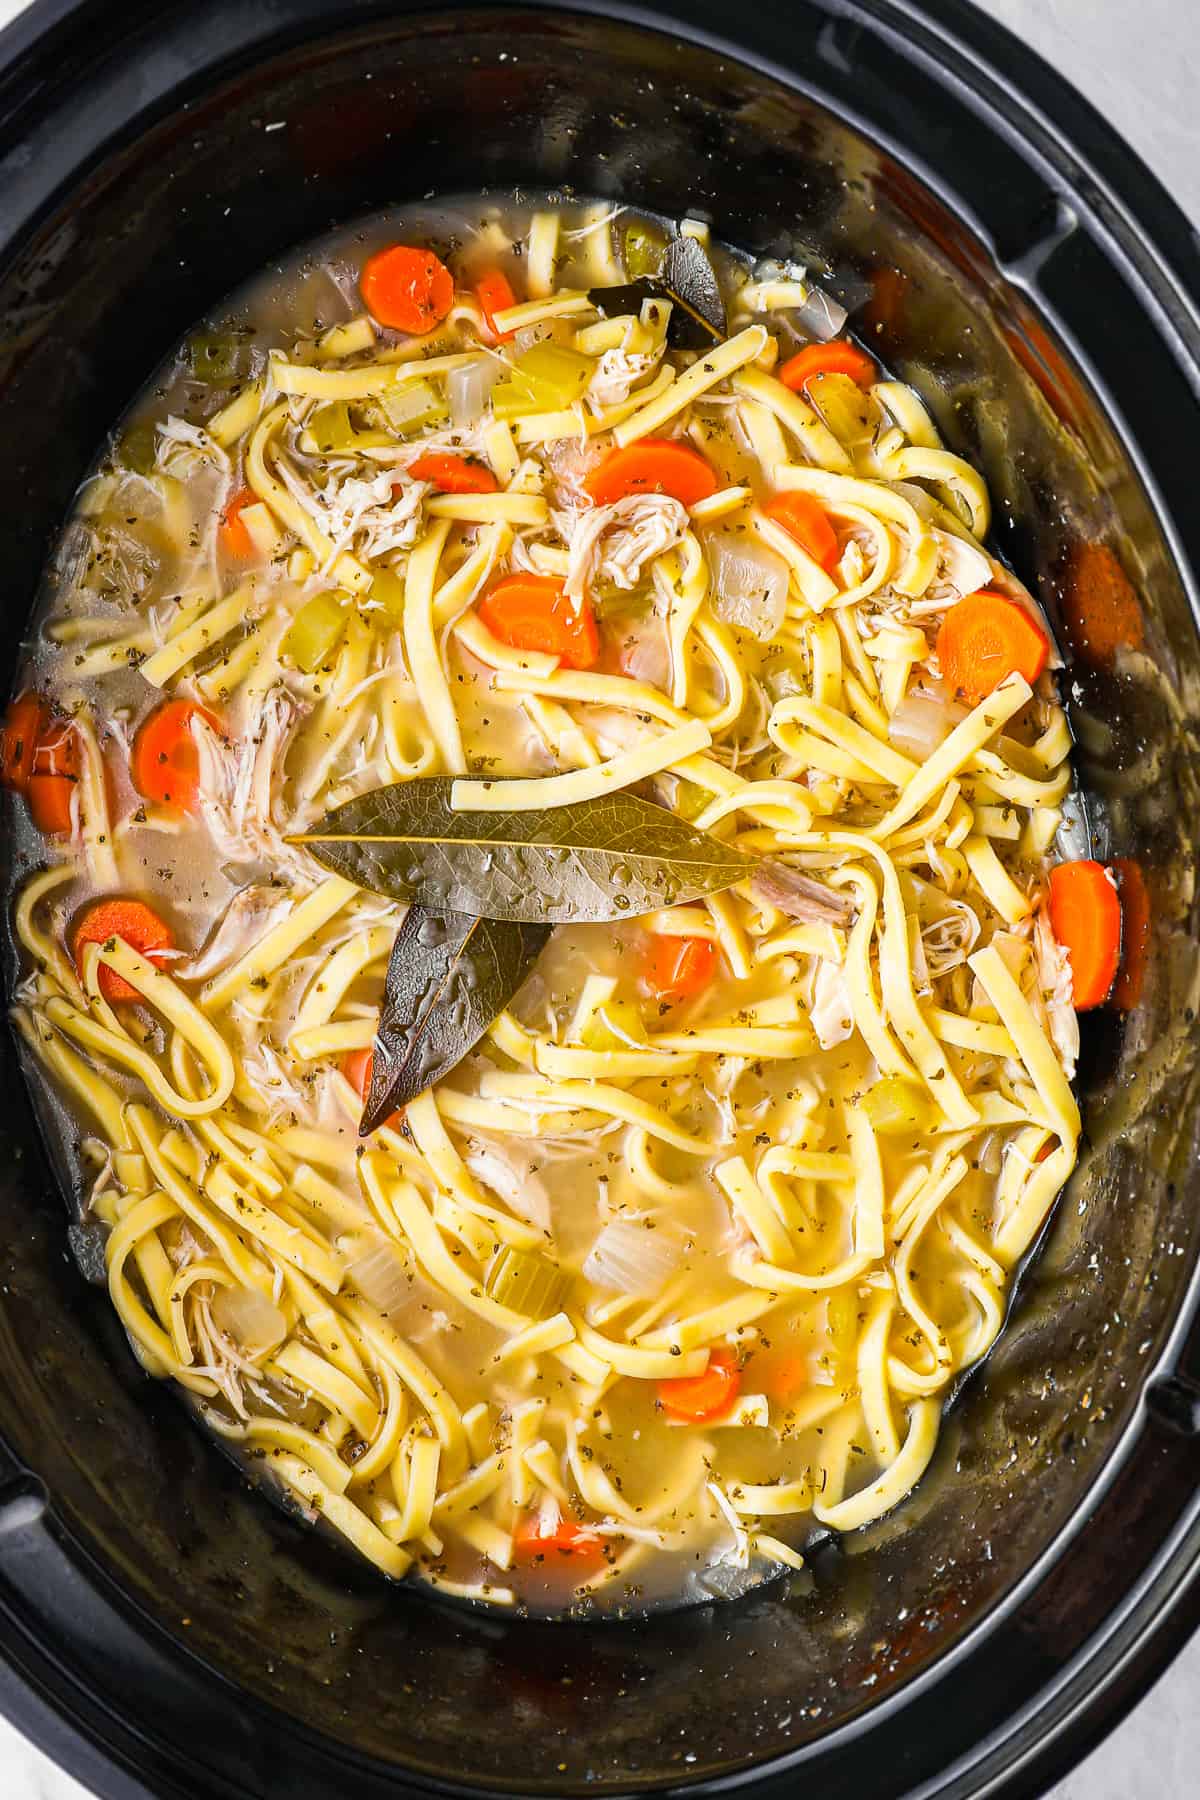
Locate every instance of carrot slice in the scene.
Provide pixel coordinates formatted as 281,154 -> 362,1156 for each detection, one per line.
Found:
1048,860 -> 1121,1010
765,1354 -> 809,1401
1,692 -> 50,792
131,699 -> 220,811
219,487 -> 258,560
341,1046 -> 374,1103
27,719 -> 79,837
936,589 -> 1050,704
341,1046 -> 402,1130
408,453 -> 498,495
513,1514 -> 607,1569
763,492 -> 839,572
1061,541 -> 1143,669
360,244 -> 455,334
478,574 -> 600,670
778,339 -> 877,393
71,897 -> 174,1004
474,267 -> 517,343
642,934 -> 718,1004
584,440 -> 718,508
1112,857 -> 1151,1011
658,1348 -> 740,1423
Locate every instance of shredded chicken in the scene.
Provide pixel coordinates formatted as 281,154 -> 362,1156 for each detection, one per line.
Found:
1033,906 -> 1080,1079
156,413 -> 230,478
362,422 -> 490,470
557,492 -> 689,607
276,457 -> 428,569
193,688 -> 325,887
464,1140 -> 552,1235
586,346 -> 663,410
751,860 -> 854,925
920,896 -> 981,976
543,434 -> 605,510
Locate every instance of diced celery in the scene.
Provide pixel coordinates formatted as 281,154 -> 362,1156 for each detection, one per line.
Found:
380,378 -> 448,436
369,566 -> 407,624
118,421 -> 158,474
489,373 -> 542,420
807,372 -> 874,451
580,999 -> 647,1052
592,585 -> 655,621
624,223 -> 667,281
282,590 -> 348,672
670,777 -> 710,823
187,332 -> 247,385
518,341 -> 595,400
484,1247 -> 571,1320
307,401 -> 357,454
491,342 -> 595,419
860,1077 -> 933,1137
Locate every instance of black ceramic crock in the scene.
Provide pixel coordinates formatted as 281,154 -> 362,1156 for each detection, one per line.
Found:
1,2 -> 1199,1796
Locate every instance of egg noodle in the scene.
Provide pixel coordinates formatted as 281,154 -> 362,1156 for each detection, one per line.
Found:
9,200 -> 1081,1613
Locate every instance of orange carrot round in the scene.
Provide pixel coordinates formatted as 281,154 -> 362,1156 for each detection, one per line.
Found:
27,719 -> 79,837
342,1046 -> 374,1103
764,1354 -> 809,1402
474,267 -> 517,342
778,339 -> 877,393
763,492 -> 839,571
584,439 -> 718,508
1112,857 -> 1151,1012
1061,541 -> 1143,669
131,699 -> 220,811
360,244 -> 454,334
936,589 -> 1050,704
71,897 -> 174,1004
642,934 -> 718,1004
1048,860 -> 1121,1010
341,1046 -> 402,1130
408,452 -> 498,495
478,574 -> 600,670
219,487 -> 258,560
513,1514 -> 607,1568
658,1347 -> 740,1423
1,692 -> 50,793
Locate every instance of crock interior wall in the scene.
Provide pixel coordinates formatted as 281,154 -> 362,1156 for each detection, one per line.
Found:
0,6 -> 1197,1789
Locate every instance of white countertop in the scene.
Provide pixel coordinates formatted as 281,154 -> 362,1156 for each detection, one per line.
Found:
0,0 -> 1196,1794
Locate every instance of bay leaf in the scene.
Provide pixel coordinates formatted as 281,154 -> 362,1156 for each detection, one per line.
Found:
363,906 -> 549,1134
291,780 -> 755,924
592,236 -> 726,352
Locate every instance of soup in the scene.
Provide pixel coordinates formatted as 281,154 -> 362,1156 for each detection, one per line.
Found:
4,195 -> 1098,1616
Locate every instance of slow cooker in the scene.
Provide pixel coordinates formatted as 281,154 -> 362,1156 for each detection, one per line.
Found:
1,1 -> 1199,1795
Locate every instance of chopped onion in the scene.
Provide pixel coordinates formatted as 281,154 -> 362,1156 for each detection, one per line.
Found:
345,1234 -> 413,1315
751,258 -> 847,342
617,620 -> 671,691
790,283 -> 848,343
583,1216 -> 680,1295
211,1284 -> 287,1356
449,358 -> 500,429
1055,790 -> 1092,864
809,960 -> 854,1049
707,533 -> 788,642
933,528 -> 992,599
465,1143 -> 551,1235
888,693 -> 965,759
184,884 -> 292,980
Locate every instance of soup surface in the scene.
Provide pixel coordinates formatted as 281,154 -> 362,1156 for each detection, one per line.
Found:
5,196 -> 1095,1615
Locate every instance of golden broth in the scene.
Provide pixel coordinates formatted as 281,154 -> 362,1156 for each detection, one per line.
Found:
5,194 -> 1083,1616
